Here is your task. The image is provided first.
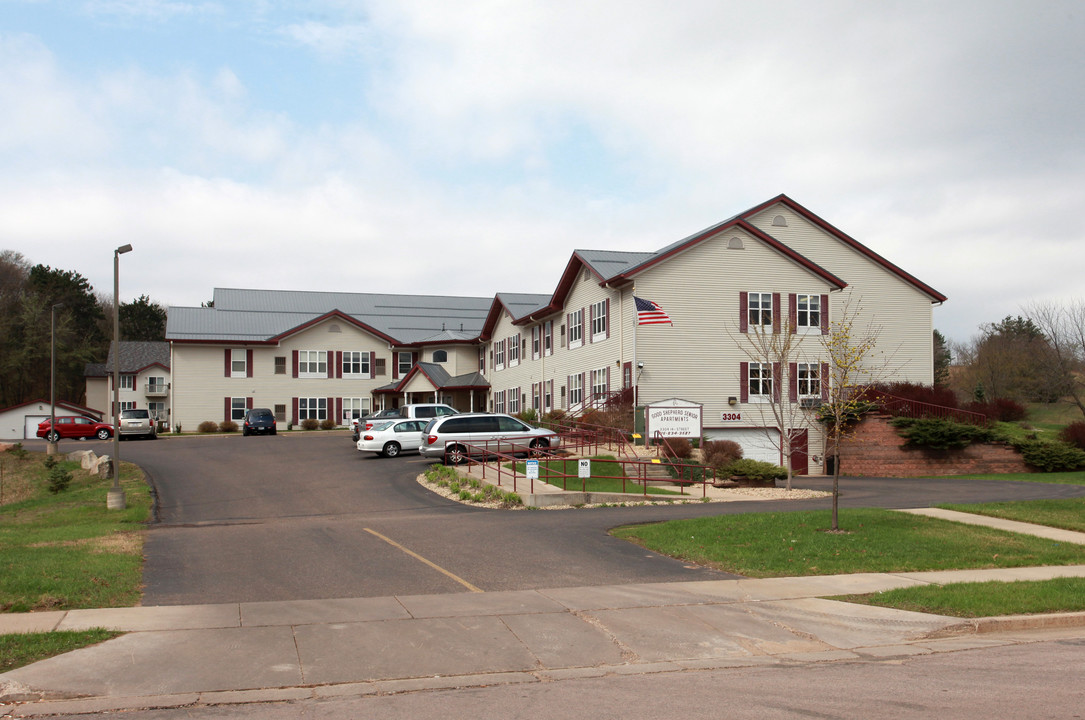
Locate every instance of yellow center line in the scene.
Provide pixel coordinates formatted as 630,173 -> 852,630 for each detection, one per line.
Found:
364,527 -> 483,593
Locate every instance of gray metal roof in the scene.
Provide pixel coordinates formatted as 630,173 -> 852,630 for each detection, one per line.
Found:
576,250 -> 656,279
495,293 -> 552,322
168,289 -> 496,345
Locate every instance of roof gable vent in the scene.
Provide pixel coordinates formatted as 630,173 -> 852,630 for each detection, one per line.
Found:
772,214 -> 788,227
328,324 -> 342,333
728,237 -> 745,250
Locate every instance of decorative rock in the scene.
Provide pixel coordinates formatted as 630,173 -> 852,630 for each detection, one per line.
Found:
97,456 -> 113,478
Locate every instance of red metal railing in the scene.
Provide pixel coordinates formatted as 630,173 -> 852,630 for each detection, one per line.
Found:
874,391 -> 987,426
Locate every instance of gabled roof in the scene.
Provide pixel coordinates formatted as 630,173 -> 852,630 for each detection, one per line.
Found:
0,398 -> 103,418
479,293 -> 552,339
94,342 -> 170,374
374,362 -> 489,393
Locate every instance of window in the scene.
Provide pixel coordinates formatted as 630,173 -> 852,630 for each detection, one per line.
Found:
797,363 -> 820,397
544,321 -> 553,355
591,300 -> 607,341
568,309 -> 583,348
343,351 -> 369,376
748,362 -> 773,401
544,381 -> 552,412
507,388 -> 520,414
120,374 -> 135,390
397,352 -> 413,375
299,397 -> 327,421
146,376 -> 165,394
119,401 -> 136,412
299,350 -> 327,377
796,294 -> 821,330
231,397 -> 247,421
342,397 -> 369,425
532,327 -> 540,359
591,367 -> 608,400
479,347 -> 486,373
148,401 -> 166,420
569,374 -> 583,406
532,384 -> 541,410
494,340 -> 505,370
374,358 -> 387,376
275,356 -> 287,375
508,334 -> 520,366
748,292 -> 773,328
432,350 -> 447,363
274,404 -> 286,422
494,390 -> 506,414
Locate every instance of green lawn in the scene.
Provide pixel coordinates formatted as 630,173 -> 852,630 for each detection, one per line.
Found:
0,454 -> 150,613
834,577 -> 1085,618
938,497 -> 1085,533
1,630 -> 122,673
512,456 -> 682,496
936,470 -> 1085,485
611,508 -> 1085,578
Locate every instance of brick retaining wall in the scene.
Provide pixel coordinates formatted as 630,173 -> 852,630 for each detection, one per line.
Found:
837,414 -> 1030,477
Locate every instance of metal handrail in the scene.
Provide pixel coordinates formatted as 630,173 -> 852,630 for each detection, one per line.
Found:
874,391 -> 987,426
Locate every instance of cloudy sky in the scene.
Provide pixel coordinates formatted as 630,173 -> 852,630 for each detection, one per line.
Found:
2,0 -> 1082,343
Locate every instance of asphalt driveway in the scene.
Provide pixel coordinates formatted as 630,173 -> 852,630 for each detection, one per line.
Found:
101,433 -> 1085,606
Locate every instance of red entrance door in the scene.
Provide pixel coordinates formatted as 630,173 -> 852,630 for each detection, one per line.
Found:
788,429 -> 809,475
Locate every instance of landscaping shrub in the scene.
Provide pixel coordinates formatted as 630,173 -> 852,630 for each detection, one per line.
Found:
1060,421 -> 1085,450
197,421 -> 218,434
42,454 -> 58,470
889,417 -> 996,450
963,398 -> 1027,422
723,458 -> 788,482
1014,439 -> 1085,472
47,465 -> 72,494
6,443 -> 29,459
301,418 -> 319,431
661,438 -> 693,459
320,418 -> 336,430
516,408 -> 538,423
703,440 -> 743,469
219,420 -> 239,433
875,381 -> 959,410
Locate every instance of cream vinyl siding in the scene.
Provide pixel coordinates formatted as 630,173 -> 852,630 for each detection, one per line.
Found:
427,345 -> 475,376
632,228 -> 832,469
170,318 -> 392,429
747,205 -> 936,385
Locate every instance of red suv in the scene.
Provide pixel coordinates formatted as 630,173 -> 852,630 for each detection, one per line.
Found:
37,416 -> 114,441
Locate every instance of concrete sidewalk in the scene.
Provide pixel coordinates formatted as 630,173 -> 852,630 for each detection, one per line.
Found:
4,565 -> 1085,716
3,510 -> 1085,717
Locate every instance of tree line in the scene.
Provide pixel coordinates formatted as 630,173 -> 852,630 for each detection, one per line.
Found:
0,250 -> 167,409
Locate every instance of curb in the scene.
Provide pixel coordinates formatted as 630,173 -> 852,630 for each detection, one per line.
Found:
924,610 -> 1085,638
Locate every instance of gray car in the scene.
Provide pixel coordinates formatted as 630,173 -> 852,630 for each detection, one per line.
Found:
419,413 -> 559,464
118,408 -> 157,440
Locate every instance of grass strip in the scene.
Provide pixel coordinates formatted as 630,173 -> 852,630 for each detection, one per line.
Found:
0,453 -> 150,613
610,508 -> 1085,578
833,577 -> 1085,618
934,471 -> 1085,485
0,630 -> 122,672
937,497 -> 1085,533
510,456 -> 681,496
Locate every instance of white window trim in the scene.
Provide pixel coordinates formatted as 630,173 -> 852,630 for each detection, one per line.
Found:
797,362 -> 821,397
748,292 -> 773,329
569,309 -> 584,349
748,362 -> 773,403
342,397 -> 368,424
796,294 -> 821,334
298,350 -> 327,379
231,397 -> 247,421
342,351 -> 369,377
591,300 -> 607,342
508,334 -> 520,367
299,397 -> 328,421
591,367 -> 608,400
569,374 -> 583,406
544,320 -> 553,356
494,341 -> 505,371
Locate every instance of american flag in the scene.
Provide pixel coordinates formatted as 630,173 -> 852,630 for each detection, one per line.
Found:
634,296 -> 672,326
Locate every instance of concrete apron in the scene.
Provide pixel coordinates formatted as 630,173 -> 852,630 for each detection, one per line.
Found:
6,570 -> 1085,709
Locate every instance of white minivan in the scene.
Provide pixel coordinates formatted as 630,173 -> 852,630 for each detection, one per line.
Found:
398,404 -> 458,420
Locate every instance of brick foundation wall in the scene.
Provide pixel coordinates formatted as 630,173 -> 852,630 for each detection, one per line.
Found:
836,414 -> 1030,477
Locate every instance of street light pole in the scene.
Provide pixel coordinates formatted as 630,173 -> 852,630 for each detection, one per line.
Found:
108,243 -> 133,511
48,302 -> 64,456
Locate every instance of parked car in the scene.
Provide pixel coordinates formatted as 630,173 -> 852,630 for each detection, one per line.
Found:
419,413 -> 559,464
37,416 -> 114,442
117,408 -> 157,440
398,403 -> 458,420
242,408 -> 277,436
352,408 -> 403,441
357,419 -> 428,457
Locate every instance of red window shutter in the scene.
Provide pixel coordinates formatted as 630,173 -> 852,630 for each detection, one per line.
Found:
247,397 -> 254,410
820,294 -> 829,335
788,294 -> 797,333
224,349 -> 231,378
772,294 -> 781,334
821,362 -> 830,401
291,397 -> 299,425
588,304 -> 594,344
393,352 -> 399,380
772,362 -> 781,402
412,352 -> 419,366
789,362 -> 798,402
327,350 -> 334,378
327,397 -> 334,420
370,351 -> 376,379
605,298 -> 610,339
224,397 -> 230,422
740,362 -> 749,403
336,351 -> 343,379
739,292 -> 748,333
292,351 -> 299,378
567,375 -> 571,408
581,308 -> 586,340
606,365 -> 611,393
246,349 -> 254,378
336,397 -> 342,422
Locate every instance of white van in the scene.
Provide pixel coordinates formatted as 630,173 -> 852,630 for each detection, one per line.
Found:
398,404 -> 458,420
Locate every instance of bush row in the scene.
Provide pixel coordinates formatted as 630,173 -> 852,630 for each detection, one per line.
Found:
889,416 -> 1085,471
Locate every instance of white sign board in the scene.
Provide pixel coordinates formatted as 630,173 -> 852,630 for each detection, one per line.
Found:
526,459 -> 539,479
578,459 -> 591,478
645,398 -> 703,439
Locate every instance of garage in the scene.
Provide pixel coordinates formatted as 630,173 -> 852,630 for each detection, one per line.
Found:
704,428 -> 782,465
24,415 -> 47,439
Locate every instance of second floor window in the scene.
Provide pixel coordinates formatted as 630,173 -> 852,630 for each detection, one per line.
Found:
299,350 -> 327,377
120,374 -> 135,390
748,362 -> 773,400
569,309 -> 584,348
797,363 -> 821,397
343,351 -> 369,376
591,300 -> 607,341
508,334 -> 520,365
748,292 -> 773,328
796,294 -> 821,330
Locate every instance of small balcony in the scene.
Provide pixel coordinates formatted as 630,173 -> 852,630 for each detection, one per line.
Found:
145,383 -> 169,398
